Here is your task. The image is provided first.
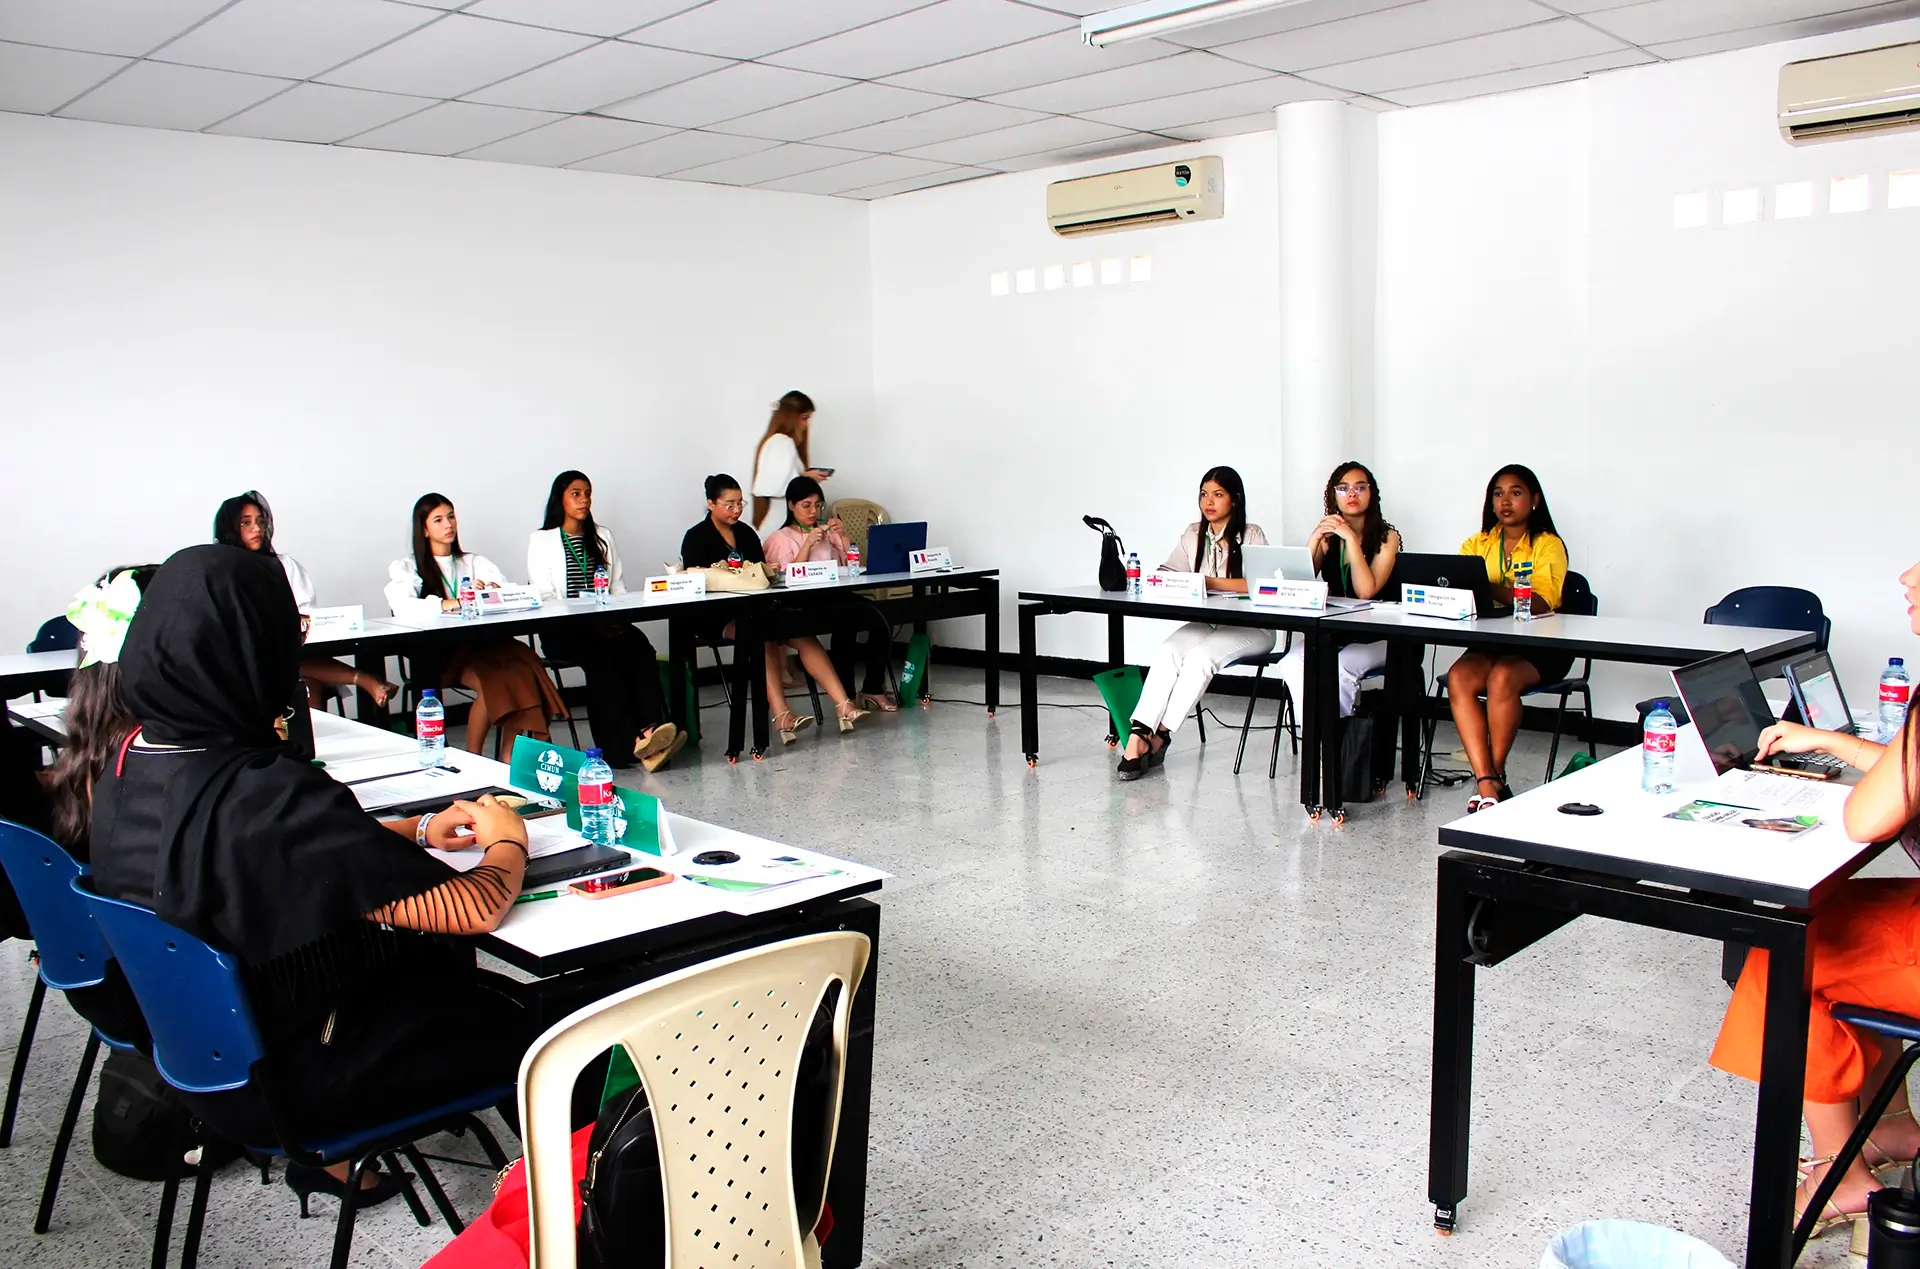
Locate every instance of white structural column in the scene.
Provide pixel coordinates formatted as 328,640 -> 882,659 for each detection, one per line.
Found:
1276,100 -> 1353,543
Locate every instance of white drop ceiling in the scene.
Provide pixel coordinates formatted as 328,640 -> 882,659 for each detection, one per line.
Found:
3,0 -> 1917,198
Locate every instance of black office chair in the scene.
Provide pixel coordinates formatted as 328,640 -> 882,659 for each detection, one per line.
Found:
1790,1004 -> 1920,1258
1704,586 -> 1830,652
534,636 -> 585,750
698,633 -> 824,734
1188,637 -> 1299,778
25,617 -> 78,701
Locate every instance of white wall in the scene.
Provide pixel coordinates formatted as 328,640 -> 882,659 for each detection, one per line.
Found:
0,113 -> 874,645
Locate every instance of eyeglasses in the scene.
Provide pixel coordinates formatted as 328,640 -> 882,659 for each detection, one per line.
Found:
1334,483 -> 1371,497
714,500 -> 744,511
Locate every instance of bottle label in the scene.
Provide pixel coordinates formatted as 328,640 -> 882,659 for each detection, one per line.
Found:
1643,729 -> 1674,755
578,780 -> 613,807
1883,683 -> 1911,705
418,716 -> 444,741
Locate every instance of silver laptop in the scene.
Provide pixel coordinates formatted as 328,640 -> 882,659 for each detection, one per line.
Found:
1241,543 -> 1373,610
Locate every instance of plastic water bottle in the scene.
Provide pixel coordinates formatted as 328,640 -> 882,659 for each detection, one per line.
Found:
844,543 -> 862,577
593,565 -> 611,608
1126,552 -> 1142,597
415,689 -> 445,768
1512,561 -> 1533,622
1880,657 -> 1911,743
1642,699 -> 1677,794
457,576 -> 479,621
578,748 -> 616,846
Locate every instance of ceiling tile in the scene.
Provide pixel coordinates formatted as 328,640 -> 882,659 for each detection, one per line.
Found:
1380,46 -> 1652,105
597,61 -> 850,128
984,134 -> 1167,171
764,0 -> 1071,79
810,98 -> 1046,152
1160,0 -> 1424,49
987,48 -> 1269,114
1642,3 -> 1920,59
707,82 -> 957,141
0,0 -> 230,57
206,81 -> 434,141
457,112 -> 672,163
670,141 -> 870,185
1082,73 -> 1343,130
879,28 -> 1177,97
343,99 -> 563,153
462,37 -> 727,111
631,0 -> 934,60
319,13 -> 596,98
463,0 -> 703,37
1158,110 -> 1280,140
1306,17 -> 1628,94
567,128 -> 776,174
0,40 -> 128,112
902,114 -> 1132,164
149,0 -> 437,80
838,165 -> 989,199
57,59 -> 292,130
1212,0 -> 1557,73
1581,0 -> 1920,45
753,151 -> 954,194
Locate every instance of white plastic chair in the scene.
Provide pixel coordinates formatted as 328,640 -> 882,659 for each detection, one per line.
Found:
519,931 -> 871,1269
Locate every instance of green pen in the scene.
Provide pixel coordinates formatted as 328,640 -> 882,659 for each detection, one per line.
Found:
514,889 -> 560,904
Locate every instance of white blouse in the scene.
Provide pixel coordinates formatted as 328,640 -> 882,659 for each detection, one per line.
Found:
752,433 -> 805,536
1160,522 -> 1269,579
384,552 -> 509,622
279,554 -> 317,613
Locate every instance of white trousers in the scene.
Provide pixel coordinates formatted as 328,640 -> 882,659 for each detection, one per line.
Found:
1131,623 -> 1277,734
1273,639 -> 1388,718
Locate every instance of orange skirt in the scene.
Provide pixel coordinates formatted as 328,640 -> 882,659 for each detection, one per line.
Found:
1711,878 -> 1920,1103
444,639 -> 566,745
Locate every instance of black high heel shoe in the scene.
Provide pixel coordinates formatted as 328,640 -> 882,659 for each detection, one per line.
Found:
1117,722 -> 1157,781
285,1161 -> 407,1218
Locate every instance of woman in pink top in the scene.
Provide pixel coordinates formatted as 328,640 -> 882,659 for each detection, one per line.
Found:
766,478 -> 900,716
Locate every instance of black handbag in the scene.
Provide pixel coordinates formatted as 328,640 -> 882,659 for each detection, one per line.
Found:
1084,516 -> 1128,592
1337,689 -> 1399,805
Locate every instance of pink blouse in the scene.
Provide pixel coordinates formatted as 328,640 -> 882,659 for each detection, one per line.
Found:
763,524 -> 849,569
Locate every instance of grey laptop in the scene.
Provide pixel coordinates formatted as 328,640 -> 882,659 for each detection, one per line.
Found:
1240,543 -> 1373,610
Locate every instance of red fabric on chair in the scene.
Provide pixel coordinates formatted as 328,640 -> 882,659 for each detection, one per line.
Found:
422,1126 -> 592,1269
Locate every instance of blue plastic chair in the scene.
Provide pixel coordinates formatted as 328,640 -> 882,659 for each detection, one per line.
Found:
26,617 -> 77,655
0,822 -> 147,1240
1704,585 -> 1831,652
72,879 -> 511,1269
1790,1004 -> 1920,1258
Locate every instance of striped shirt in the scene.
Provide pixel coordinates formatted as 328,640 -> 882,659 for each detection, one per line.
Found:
562,534 -> 591,599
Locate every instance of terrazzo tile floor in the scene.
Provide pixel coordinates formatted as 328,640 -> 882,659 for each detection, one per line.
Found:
0,668 -> 1894,1267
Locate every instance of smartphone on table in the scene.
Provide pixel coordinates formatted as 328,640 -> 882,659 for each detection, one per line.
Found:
569,867 -> 674,899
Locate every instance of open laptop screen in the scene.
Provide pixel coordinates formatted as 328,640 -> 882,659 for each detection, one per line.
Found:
1671,651 -> 1775,775
1787,653 -> 1854,735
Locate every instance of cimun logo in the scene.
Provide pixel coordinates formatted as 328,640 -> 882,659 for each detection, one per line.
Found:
535,748 -> 566,793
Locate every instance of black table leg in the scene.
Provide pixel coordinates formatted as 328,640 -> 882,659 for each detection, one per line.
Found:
1299,628 -> 1323,812
981,577 -> 1000,718
1428,853 -> 1477,1234
1103,613 -> 1126,747
1747,922 -> 1811,1269
728,603 -> 769,760
1019,602 -> 1040,766
666,617 -> 690,739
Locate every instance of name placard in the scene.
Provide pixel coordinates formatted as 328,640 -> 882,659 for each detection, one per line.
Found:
306,605 -> 365,638
644,573 -> 707,601
1142,571 -> 1208,603
1401,583 -> 1476,621
784,561 -> 840,588
566,786 -> 676,856
909,547 -> 955,574
1250,578 -> 1327,611
479,584 -> 541,612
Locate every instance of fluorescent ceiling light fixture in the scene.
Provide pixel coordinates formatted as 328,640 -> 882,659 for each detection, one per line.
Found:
1082,0 -> 1312,46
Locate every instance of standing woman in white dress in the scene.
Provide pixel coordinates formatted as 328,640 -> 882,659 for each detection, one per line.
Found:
750,390 -> 833,537
213,491 -> 395,712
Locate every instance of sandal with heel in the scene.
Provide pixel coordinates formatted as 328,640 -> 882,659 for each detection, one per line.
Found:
835,700 -> 869,733
1117,722 -> 1158,781
772,710 -> 814,744
1466,776 -> 1503,813
1796,1155 -> 1875,1254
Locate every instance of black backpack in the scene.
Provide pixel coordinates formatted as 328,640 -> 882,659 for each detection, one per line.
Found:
92,1050 -> 242,1182
576,989 -> 841,1269
1083,516 -> 1128,592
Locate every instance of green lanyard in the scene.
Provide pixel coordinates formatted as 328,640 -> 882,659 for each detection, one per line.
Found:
1336,538 -> 1351,597
562,532 -> 594,577
437,555 -> 460,594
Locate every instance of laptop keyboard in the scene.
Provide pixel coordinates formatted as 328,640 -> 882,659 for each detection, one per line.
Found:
1770,751 -> 1846,773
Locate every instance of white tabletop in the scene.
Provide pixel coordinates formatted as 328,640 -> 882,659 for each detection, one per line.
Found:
0,649 -> 76,685
311,715 -> 885,962
1018,584 -> 1334,623
1437,727 -> 1887,906
379,586 -> 748,632
1323,606 -> 1814,664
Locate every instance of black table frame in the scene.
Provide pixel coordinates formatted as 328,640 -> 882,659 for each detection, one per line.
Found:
485,892 -> 881,1269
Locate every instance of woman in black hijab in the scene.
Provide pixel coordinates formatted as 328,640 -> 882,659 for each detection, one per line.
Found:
89,545 -> 536,1210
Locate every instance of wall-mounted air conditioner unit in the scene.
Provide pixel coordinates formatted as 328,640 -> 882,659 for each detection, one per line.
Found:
1046,156 -> 1224,237
1780,41 -> 1920,143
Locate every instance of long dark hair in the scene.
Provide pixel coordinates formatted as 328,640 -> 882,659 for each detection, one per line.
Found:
780,475 -> 825,529
1323,461 -> 1393,562
1480,464 -> 1560,541
41,564 -> 159,849
1196,466 -> 1249,580
409,493 -> 465,601
212,491 -> 275,556
541,470 -> 606,571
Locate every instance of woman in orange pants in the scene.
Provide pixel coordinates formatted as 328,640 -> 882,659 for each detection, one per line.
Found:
1710,560 -> 1920,1247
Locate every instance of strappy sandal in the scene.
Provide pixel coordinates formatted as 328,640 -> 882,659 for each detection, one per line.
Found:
1148,728 -> 1170,768
855,693 -> 899,713
1466,776 -> 1502,813
835,699 -> 869,733
633,723 -> 678,762
772,710 -> 814,744
1866,1106 -> 1919,1183
1117,722 -> 1156,781
641,730 -> 688,773
1796,1155 -> 1874,1254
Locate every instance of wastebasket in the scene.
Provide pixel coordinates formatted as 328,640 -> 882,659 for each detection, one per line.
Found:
1541,1221 -> 1734,1269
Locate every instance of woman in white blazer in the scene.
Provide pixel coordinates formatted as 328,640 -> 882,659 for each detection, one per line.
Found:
525,471 -> 678,771
386,493 -> 563,752
749,390 -> 832,536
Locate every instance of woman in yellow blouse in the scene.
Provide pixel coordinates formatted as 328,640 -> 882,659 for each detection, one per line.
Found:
1447,464 -> 1571,812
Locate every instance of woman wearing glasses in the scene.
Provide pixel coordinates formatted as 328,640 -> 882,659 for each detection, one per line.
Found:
763,476 -> 897,713
1273,461 -> 1402,718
